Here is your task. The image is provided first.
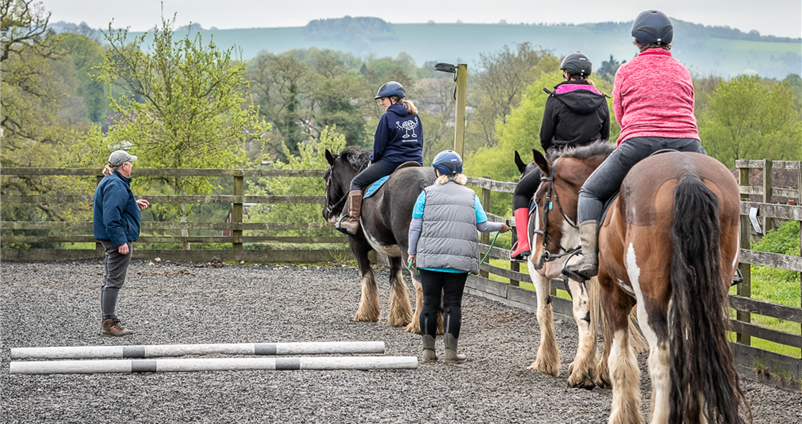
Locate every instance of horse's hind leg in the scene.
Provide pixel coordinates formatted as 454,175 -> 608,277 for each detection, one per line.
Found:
567,277 -> 598,389
636,297 -> 670,424
387,256 -> 412,327
603,288 -> 641,424
352,239 -> 380,322
527,263 -> 560,376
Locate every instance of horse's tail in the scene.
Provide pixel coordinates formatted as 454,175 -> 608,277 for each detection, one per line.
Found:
668,174 -> 751,423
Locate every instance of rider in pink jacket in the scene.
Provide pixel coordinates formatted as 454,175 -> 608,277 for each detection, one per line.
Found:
564,10 -> 707,281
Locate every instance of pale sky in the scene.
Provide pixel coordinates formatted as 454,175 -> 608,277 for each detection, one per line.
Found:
46,0 -> 801,39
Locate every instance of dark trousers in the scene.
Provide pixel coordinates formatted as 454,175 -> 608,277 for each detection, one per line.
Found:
419,269 -> 468,339
577,137 -> 706,223
99,240 -> 132,320
349,161 -> 396,192
513,167 -> 543,210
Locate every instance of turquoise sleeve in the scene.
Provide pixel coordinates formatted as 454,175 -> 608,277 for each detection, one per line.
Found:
412,191 -> 426,219
474,194 -> 487,223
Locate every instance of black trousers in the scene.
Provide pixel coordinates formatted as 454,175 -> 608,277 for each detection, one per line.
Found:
419,269 -> 468,339
577,137 -> 706,223
512,167 -> 543,210
349,161 -> 396,192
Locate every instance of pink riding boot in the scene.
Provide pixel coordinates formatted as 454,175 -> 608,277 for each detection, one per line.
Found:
510,208 -> 531,260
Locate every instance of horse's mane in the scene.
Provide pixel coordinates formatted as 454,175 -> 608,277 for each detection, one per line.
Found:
339,147 -> 371,171
546,141 -> 616,162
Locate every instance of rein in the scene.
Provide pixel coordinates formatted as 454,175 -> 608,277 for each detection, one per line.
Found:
324,159 -> 369,216
533,159 -> 580,268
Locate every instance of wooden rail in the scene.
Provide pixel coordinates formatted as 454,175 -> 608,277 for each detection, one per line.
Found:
3,166 -> 801,380
1,168 -> 347,263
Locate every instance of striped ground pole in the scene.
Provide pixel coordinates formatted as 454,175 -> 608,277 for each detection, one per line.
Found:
9,357 -> 418,374
10,342 -> 385,360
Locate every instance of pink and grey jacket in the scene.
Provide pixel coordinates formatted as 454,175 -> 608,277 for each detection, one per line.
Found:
613,48 -> 699,146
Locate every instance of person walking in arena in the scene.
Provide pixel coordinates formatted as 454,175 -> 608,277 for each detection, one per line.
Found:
93,150 -> 149,336
510,51 -> 610,260
339,81 -> 423,235
564,10 -> 707,281
407,150 -> 509,363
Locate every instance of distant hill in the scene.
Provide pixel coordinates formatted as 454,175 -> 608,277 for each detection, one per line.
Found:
67,17 -> 802,79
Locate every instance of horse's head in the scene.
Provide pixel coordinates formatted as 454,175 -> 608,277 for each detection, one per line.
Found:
322,148 -> 370,223
530,143 -> 614,278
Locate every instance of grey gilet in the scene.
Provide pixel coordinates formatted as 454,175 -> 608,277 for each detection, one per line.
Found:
416,180 -> 480,274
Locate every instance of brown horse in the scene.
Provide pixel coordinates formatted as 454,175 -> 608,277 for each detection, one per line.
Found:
530,142 -> 751,423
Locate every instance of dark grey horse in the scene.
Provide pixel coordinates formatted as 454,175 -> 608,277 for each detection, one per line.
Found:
324,147 -> 438,333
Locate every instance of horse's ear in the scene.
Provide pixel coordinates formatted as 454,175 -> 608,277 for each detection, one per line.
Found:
533,149 -> 550,175
325,150 -> 337,166
514,151 -> 527,175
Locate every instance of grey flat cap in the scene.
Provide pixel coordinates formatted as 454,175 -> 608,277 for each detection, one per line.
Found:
108,150 -> 137,167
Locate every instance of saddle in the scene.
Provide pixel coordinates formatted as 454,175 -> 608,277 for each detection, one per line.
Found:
362,161 -> 422,199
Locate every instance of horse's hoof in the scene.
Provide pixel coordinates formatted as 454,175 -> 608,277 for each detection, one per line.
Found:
567,371 -> 596,390
404,322 -> 421,334
528,359 -> 559,377
595,376 -> 612,390
353,313 -> 380,323
387,316 -> 412,327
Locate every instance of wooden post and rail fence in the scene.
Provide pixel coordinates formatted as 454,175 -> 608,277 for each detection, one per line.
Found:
2,162 -> 801,381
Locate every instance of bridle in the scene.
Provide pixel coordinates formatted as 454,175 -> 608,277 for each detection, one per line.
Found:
323,158 -> 369,216
532,158 -> 580,269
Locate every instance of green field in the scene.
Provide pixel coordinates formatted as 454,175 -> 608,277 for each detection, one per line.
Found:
131,22 -> 801,79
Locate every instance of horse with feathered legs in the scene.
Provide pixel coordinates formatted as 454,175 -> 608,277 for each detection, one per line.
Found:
514,149 -> 618,389
526,142 -> 751,423
323,147 -> 441,334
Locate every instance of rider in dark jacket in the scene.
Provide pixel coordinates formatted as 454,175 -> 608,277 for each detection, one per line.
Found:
510,52 -> 610,260
340,81 -> 424,235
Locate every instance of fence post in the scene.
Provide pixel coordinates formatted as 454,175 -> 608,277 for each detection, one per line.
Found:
763,159 -> 773,233
480,176 -> 491,279
508,216 -> 519,287
232,172 -> 243,251
737,166 -> 752,346
96,175 -> 103,252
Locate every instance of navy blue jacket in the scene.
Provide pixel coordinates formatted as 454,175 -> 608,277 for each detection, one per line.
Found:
370,104 -> 424,166
93,171 -> 141,248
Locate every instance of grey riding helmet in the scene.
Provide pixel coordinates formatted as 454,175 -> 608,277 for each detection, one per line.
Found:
560,52 -> 592,77
631,10 -> 673,45
374,81 -> 405,99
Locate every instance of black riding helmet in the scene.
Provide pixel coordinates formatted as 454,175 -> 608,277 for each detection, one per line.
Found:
560,52 -> 592,77
631,10 -> 673,46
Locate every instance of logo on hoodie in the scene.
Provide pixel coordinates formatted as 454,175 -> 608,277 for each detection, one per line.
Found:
396,116 -> 419,139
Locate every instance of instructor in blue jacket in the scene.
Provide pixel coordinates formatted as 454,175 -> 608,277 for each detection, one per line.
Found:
339,81 -> 424,235
93,150 -> 149,337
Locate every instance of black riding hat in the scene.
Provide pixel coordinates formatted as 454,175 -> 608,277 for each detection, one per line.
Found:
560,52 -> 592,77
631,10 -> 673,46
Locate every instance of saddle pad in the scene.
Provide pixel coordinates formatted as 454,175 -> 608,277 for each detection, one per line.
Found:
363,176 -> 390,199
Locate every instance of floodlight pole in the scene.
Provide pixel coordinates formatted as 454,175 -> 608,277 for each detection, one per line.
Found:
453,64 -> 467,159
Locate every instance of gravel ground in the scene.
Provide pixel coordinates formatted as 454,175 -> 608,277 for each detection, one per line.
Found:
1,260 -> 801,423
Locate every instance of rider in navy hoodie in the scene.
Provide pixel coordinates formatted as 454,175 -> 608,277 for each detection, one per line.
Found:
340,81 -> 423,235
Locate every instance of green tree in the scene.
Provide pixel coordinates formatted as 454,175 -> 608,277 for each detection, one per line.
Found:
55,32 -> 107,123
699,75 -> 802,167
83,14 -> 267,247
465,58 -> 618,216
245,127 -> 346,239
468,43 -> 551,149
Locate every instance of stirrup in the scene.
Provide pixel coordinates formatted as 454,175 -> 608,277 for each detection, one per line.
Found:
561,249 -> 591,283
334,215 -> 351,235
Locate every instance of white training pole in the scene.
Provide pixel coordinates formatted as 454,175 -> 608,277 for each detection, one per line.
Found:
9,356 -> 418,374
11,341 -> 385,360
